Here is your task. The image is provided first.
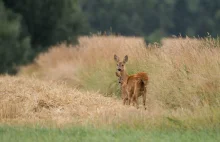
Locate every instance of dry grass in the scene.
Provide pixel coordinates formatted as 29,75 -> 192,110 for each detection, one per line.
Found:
19,36 -> 148,94
13,35 -> 220,129
0,75 -> 166,128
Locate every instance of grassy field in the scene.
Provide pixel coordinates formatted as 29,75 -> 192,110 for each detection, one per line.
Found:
1,125 -> 220,142
1,35 -> 220,141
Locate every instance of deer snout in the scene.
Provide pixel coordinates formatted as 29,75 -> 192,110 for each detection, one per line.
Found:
118,68 -> 121,71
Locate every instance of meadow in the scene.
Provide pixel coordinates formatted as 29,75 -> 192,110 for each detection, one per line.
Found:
1,35 -> 220,141
1,125 -> 220,142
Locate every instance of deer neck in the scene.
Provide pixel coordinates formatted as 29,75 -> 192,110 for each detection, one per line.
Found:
121,69 -> 128,85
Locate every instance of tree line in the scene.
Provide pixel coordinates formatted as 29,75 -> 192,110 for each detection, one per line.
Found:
80,0 -> 220,41
1,0 -> 220,73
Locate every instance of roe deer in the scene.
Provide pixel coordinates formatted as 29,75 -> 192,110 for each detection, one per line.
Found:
114,55 -> 148,109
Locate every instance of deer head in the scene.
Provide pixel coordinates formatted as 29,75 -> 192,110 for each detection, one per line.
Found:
114,54 -> 128,72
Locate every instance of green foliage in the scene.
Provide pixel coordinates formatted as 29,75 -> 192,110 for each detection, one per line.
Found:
81,0 -> 220,42
0,0 -> 32,74
3,0 -> 88,49
0,0 -> 88,74
0,125 -> 220,142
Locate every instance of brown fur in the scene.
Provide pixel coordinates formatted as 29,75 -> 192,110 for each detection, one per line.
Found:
114,55 -> 149,109
116,72 -> 129,103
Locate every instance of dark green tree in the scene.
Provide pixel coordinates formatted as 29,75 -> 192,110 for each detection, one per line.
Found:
3,0 -> 88,51
0,0 -> 32,74
81,0 -> 220,41
0,0 -> 88,74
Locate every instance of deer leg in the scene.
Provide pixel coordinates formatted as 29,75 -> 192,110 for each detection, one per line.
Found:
131,94 -> 135,106
131,96 -> 134,106
143,86 -> 147,110
124,96 -> 129,105
123,98 -> 127,105
132,99 -> 135,106
121,88 -> 125,105
126,90 -> 132,105
129,90 -> 136,106
134,83 -> 139,109
122,86 -> 127,105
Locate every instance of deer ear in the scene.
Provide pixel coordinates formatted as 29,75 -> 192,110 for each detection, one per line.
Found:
123,55 -> 128,63
114,54 -> 119,62
115,72 -> 120,77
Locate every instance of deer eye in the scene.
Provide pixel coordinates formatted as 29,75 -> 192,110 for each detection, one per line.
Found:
122,64 -> 124,66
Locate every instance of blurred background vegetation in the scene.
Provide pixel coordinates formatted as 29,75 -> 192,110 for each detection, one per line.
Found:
1,0 -> 220,74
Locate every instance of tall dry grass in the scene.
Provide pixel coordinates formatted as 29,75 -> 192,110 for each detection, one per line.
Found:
19,36 -> 148,93
0,75 -> 169,129
20,35 -> 220,108
16,35 -> 220,128
1,75 -> 219,129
